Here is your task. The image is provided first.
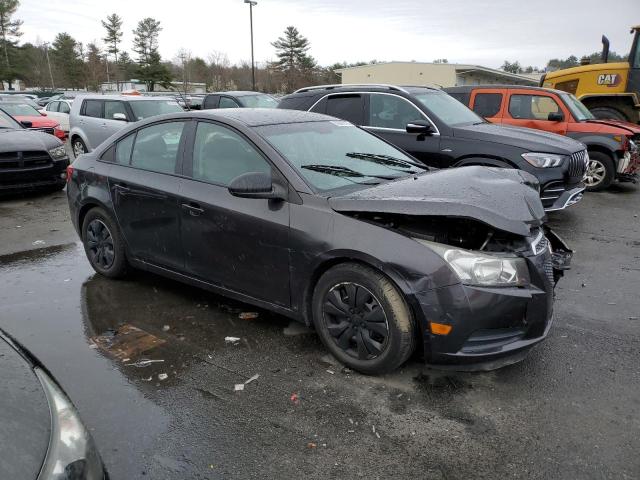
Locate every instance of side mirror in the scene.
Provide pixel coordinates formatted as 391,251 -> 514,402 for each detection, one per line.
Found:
113,113 -> 128,122
406,120 -> 434,134
40,111 -> 47,116
228,172 -> 286,200
20,120 -> 33,128
547,112 -> 564,122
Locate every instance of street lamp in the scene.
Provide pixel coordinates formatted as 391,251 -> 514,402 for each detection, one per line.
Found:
244,0 -> 257,90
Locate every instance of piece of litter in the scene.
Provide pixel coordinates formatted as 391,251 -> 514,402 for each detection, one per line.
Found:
375,432 -> 380,439
307,442 -> 317,449
143,376 -> 152,381
32,240 -> 45,246
347,430 -> 355,433
239,312 -> 259,320
290,392 -> 300,405
15,225 -> 21,228
348,418 -> 354,424
158,373 -> 168,380
122,358 -> 130,362
234,384 -> 245,391
372,425 -> 376,434
396,393 -> 403,399
63,278 -> 71,282
125,359 -> 165,367
162,325 -> 170,332
225,336 -> 241,344
326,369 -> 335,375
245,374 -> 260,385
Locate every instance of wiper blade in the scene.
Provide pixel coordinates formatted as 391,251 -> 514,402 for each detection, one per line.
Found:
345,152 -> 426,170
301,164 -> 399,181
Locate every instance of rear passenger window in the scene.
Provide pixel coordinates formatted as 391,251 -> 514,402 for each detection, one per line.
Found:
104,101 -> 128,120
59,102 -> 70,114
116,133 -> 135,165
473,93 -> 502,118
192,122 -> 271,186
219,97 -> 239,108
130,122 -> 185,174
326,95 -> 364,124
368,94 -> 424,129
83,100 -> 102,118
202,95 -> 219,109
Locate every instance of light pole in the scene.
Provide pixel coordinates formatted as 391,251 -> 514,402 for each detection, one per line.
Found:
43,42 -> 55,90
244,0 -> 257,90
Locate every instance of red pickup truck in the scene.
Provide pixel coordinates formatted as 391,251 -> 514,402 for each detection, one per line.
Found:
445,85 -> 640,191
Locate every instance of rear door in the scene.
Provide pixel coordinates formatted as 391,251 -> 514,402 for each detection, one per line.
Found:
108,120 -> 188,271
179,120 -> 291,306
469,89 -> 505,123
503,90 -> 569,135
102,100 -> 130,139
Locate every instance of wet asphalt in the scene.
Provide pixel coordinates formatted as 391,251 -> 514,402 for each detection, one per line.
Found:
0,184 -> 639,480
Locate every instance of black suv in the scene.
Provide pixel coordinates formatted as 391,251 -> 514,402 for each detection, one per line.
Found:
279,84 -> 588,211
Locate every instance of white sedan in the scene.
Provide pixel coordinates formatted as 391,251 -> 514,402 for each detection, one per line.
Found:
44,100 -> 72,133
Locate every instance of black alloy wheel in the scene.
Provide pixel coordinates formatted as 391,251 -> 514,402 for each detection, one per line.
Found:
81,207 -> 129,278
86,219 -> 115,270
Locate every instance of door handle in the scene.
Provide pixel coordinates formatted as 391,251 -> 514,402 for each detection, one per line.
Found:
114,184 -> 131,194
181,202 -> 204,216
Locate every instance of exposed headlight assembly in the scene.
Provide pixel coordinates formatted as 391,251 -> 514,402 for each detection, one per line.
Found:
522,152 -> 565,168
48,145 -> 68,160
416,239 -> 530,287
35,368 -> 105,480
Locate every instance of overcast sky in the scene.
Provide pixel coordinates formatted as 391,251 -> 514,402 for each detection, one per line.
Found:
16,0 -> 639,68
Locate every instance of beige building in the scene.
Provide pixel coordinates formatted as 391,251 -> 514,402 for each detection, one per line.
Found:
335,62 -> 538,87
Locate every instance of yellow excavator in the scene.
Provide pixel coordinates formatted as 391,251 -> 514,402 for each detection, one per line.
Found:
541,25 -> 640,123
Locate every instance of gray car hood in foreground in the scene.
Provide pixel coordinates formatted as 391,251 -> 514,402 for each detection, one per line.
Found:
328,166 -> 546,236
0,128 -> 61,152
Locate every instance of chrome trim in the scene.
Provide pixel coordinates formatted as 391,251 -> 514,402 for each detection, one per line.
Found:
545,187 -> 585,212
529,229 -> 546,255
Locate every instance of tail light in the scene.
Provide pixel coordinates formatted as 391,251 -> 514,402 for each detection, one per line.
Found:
66,165 -> 74,183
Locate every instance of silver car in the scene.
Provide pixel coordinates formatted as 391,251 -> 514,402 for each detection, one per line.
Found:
69,95 -> 184,157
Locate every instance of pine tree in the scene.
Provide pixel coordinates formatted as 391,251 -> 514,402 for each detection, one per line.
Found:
85,42 -> 104,91
0,0 -> 22,89
101,13 -> 123,90
132,17 -> 171,91
271,26 -> 315,92
51,32 -> 83,89
118,51 -> 136,80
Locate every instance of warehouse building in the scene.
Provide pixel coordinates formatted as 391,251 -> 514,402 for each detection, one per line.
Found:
335,62 -> 539,87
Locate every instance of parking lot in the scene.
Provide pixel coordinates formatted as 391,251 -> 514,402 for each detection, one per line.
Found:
0,182 -> 638,479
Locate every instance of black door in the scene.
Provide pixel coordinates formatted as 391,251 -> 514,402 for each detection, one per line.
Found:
363,93 -> 446,167
108,120 -> 188,271
180,121 -> 291,307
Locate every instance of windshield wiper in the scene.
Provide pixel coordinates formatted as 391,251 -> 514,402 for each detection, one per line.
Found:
301,164 -> 402,181
345,152 -> 426,170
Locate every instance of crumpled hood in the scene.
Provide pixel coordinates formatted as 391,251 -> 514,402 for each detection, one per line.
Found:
454,122 -> 585,154
329,166 -> 546,236
0,129 -> 61,153
584,119 -> 640,135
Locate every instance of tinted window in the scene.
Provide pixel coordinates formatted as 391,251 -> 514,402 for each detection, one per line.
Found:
192,122 -> 271,186
219,97 -> 240,108
239,94 -> 278,108
413,92 -> 482,126
130,122 -> 185,174
104,101 -> 128,120
116,133 -> 135,165
326,95 -> 364,124
59,102 -> 70,114
368,94 -> 424,129
202,95 -> 219,109
473,93 -> 502,118
45,102 -> 58,112
83,100 -> 102,118
509,94 -> 560,120
129,100 -> 183,120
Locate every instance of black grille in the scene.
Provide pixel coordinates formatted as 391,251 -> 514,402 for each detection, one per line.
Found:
32,127 -> 55,135
568,150 -> 587,179
0,151 -> 52,170
461,328 -> 527,354
543,258 -> 555,286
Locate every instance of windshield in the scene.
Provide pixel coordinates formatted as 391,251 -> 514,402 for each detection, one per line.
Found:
239,94 -> 278,108
560,93 -> 594,121
0,103 -> 40,116
129,100 -> 183,120
413,91 -> 484,126
0,109 -> 22,128
257,121 -> 422,193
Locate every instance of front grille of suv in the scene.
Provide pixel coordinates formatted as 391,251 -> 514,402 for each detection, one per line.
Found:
568,150 -> 587,179
0,151 -> 52,170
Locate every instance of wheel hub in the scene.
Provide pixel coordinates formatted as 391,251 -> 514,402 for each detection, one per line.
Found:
585,159 -> 606,186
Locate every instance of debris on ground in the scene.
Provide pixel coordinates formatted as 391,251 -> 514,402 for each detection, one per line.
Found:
91,324 -> 166,361
32,240 -> 45,246
234,373 -> 260,392
290,392 -> 300,405
125,359 -> 165,368
158,373 -> 168,381
225,336 -> 241,345
245,374 -> 260,385
238,312 -> 259,320
234,384 -> 245,391
162,325 -> 171,332
307,442 -> 317,449
326,369 -> 335,375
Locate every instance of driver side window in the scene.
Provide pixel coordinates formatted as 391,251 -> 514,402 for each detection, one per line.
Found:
368,94 -> 424,130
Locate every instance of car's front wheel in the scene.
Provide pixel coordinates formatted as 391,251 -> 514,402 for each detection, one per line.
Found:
72,137 -> 87,158
312,263 -> 415,374
81,207 -> 128,278
584,151 -> 615,191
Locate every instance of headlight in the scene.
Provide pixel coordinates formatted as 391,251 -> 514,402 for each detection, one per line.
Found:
522,152 -> 565,168
48,145 -> 67,160
416,239 -> 530,287
35,368 -> 105,480
629,139 -> 638,152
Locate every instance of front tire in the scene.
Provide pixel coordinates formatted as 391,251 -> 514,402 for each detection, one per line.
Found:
81,207 -> 128,278
584,151 -> 615,191
312,263 -> 415,374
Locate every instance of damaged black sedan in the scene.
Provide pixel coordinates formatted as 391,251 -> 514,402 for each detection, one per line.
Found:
67,109 -> 571,374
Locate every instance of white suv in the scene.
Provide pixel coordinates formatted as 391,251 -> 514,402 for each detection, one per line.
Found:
69,95 -> 183,157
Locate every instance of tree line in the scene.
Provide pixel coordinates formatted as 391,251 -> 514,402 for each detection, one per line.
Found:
501,50 -> 629,74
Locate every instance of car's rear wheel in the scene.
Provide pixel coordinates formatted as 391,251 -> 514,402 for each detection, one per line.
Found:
81,207 -> 128,278
72,137 -> 87,158
584,151 -> 615,191
312,263 -> 415,374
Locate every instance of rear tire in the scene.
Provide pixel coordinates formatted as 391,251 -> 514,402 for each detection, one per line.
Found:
590,107 -> 629,122
312,263 -> 415,375
72,137 -> 87,159
81,207 -> 128,278
585,151 -> 615,191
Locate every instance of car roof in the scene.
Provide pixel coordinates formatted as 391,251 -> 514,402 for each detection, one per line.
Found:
203,108 -> 336,126
207,91 -> 269,97
444,84 -> 568,95
73,94 -> 176,102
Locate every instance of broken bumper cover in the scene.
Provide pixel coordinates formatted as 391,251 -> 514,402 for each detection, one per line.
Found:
544,184 -> 585,212
414,229 -> 572,368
